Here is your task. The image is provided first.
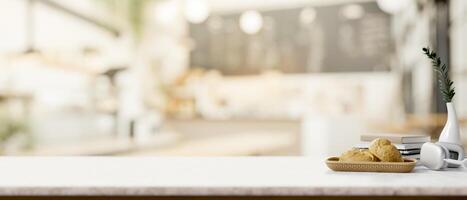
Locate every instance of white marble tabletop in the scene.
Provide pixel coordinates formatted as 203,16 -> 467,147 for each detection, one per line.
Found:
0,157 -> 465,196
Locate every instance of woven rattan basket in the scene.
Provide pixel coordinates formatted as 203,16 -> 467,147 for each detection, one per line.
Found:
325,157 -> 417,173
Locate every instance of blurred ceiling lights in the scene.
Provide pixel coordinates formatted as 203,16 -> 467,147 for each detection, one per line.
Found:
340,4 -> 364,20
184,0 -> 210,24
154,1 -> 179,25
239,10 -> 263,35
300,7 -> 317,25
376,0 -> 407,14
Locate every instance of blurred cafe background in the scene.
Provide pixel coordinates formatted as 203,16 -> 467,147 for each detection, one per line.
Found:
0,0 -> 467,156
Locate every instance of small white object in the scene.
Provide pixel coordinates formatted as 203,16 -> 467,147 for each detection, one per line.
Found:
240,10 -> 263,35
420,142 -> 466,170
443,159 -> 467,167
300,7 -> 317,25
153,1 -> 179,25
420,143 -> 448,170
376,0 -> 407,14
184,0 -> 210,24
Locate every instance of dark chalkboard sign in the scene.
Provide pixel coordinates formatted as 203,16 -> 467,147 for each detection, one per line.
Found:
189,2 -> 393,75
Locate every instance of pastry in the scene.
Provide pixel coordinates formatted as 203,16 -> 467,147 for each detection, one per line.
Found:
369,138 -> 403,162
340,148 -> 378,162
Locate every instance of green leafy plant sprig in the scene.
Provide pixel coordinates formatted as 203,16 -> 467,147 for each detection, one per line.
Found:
422,47 -> 455,103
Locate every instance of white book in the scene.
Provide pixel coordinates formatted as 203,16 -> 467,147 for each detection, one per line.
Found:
400,149 -> 421,155
402,154 -> 420,160
360,133 -> 430,144
354,142 -> 424,150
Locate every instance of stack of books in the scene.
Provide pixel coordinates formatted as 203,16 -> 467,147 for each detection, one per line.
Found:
354,134 -> 431,160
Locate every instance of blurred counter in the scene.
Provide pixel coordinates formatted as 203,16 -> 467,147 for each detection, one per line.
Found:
16,119 -> 300,156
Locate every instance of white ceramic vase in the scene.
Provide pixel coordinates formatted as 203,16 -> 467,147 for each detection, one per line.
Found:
438,103 -> 461,145
436,103 -> 465,166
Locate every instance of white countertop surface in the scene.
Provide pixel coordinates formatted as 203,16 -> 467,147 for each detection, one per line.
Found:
0,157 -> 466,196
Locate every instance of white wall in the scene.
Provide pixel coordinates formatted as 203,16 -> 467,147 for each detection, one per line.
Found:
0,0 -> 123,145
0,0 -> 118,55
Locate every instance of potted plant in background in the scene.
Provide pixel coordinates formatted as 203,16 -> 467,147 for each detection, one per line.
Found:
0,115 -> 28,154
422,47 -> 462,147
